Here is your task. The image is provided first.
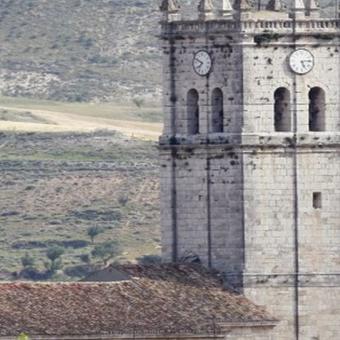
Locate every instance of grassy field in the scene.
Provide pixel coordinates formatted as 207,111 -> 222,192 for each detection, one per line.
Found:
0,97 -> 162,281
0,96 -> 162,122
0,96 -> 163,139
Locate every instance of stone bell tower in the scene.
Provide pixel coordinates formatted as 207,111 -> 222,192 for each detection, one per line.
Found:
159,0 -> 340,339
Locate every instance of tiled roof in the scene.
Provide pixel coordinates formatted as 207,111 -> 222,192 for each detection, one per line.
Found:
0,264 -> 276,337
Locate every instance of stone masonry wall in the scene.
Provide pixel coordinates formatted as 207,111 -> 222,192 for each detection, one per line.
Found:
161,34 -> 244,136
160,14 -> 340,340
242,40 -> 340,133
243,146 -> 340,340
160,146 -> 245,274
241,30 -> 340,340
224,326 -> 277,340
160,30 -> 245,268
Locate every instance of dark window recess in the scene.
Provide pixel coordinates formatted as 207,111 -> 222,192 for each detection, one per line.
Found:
187,89 -> 199,135
309,87 -> 326,132
313,192 -> 322,209
211,88 -> 224,133
274,87 -> 291,132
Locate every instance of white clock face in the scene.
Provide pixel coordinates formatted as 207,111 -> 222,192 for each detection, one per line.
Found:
289,49 -> 314,75
193,50 -> 212,76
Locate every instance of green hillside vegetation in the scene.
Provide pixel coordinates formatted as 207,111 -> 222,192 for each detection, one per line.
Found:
0,96 -> 162,123
0,130 -> 160,280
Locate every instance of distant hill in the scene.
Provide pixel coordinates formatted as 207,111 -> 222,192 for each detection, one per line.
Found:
0,130 -> 161,280
0,0 -> 161,103
0,0 -> 336,104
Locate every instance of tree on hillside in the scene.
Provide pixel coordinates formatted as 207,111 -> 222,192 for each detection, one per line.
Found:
91,241 -> 121,266
132,97 -> 145,109
87,226 -> 104,244
21,253 -> 35,269
45,246 -> 64,273
80,253 -> 91,264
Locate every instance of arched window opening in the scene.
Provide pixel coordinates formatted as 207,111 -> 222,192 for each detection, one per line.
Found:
309,87 -> 326,132
274,87 -> 291,132
187,89 -> 199,135
211,88 -> 224,133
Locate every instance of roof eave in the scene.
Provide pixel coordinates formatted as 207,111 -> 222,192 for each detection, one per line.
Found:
0,334 -> 226,340
219,319 -> 279,329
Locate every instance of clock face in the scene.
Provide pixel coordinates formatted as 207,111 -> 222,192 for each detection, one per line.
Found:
193,50 -> 212,76
289,49 -> 314,75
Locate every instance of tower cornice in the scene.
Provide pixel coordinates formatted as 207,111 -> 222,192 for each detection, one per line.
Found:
160,18 -> 340,39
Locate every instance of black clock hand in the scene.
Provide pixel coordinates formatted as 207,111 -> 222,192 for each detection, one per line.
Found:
195,59 -> 203,66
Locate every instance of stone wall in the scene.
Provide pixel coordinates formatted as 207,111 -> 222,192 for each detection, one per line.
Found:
224,326 -> 276,340
161,35 -> 244,136
160,12 -> 340,340
160,145 -> 245,275
241,28 -> 340,340
243,147 -> 340,340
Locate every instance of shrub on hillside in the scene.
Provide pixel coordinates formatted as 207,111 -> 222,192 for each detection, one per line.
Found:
91,240 -> 121,266
87,226 -> 104,244
45,245 -> 64,273
21,253 -> 35,269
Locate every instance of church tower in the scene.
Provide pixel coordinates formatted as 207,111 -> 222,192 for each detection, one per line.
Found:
159,0 -> 340,339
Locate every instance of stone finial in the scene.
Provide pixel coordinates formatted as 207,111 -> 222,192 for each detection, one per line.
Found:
233,0 -> 252,19
198,0 -> 215,20
291,0 -> 305,18
266,0 -> 286,11
220,0 -> 233,17
160,0 -> 181,22
306,0 -> 320,18
234,0 -> 252,11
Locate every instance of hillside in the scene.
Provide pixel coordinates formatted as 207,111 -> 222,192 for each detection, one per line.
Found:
0,130 -> 160,280
0,0 -> 161,103
0,96 -> 162,137
0,95 -> 163,281
0,0 -> 336,104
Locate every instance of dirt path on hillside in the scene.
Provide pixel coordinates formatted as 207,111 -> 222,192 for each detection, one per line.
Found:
0,105 -> 162,140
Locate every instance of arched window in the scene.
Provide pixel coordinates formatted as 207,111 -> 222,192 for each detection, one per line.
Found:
309,87 -> 326,131
211,88 -> 224,133
187,89 -> 199,135
274,87 -> 291,132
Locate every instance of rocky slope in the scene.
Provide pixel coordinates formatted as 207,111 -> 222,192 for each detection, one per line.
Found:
0,0 -> 161,103
0,0 -> 336,104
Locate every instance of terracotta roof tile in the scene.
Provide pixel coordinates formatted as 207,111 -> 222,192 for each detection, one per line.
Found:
0,264 -> 276,337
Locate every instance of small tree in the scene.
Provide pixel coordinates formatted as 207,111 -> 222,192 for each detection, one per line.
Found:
45,246 -> 64,273
132,97 -> 144,109
80,253 -> 91,264
21,253 -> 35,269
117,194 -> 129,207
91,241 -> 121,266
87,226 -> 104,244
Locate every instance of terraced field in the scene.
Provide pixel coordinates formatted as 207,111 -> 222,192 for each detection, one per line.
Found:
0,96 -> 162,139
0,98 -> 162,281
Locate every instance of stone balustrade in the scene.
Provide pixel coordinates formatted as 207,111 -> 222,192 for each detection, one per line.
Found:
161,18 -> 340,37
